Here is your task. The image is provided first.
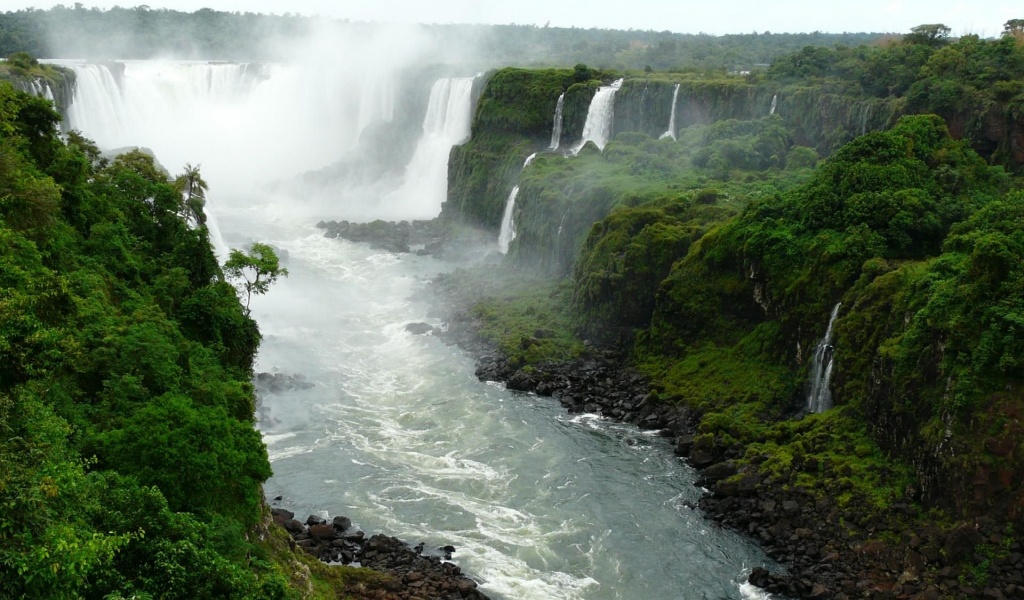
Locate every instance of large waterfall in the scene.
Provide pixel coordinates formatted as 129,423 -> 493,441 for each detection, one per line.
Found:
807,303 -> 841,414
549,93 -> 565,150
383,76 -> 475,219
571,78 -> 623,154
62,61 -> 371,185
59,55 -> 777,600
659,83 -> 680,140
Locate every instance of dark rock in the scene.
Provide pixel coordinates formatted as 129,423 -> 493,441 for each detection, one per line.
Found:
332,515 -> 352,531
405,322 -> 434,335
309,523 -> 336,541
282,518 -> 304,534
702,460 -> 739,483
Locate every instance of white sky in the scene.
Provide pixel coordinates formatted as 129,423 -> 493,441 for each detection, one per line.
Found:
9,1 -> 1021,36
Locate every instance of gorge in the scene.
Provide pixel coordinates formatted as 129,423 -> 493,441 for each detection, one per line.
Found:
4,13 -> 1024,600
52,59 -> 778,600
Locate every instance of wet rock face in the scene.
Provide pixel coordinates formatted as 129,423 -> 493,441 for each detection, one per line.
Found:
255,372 -> 314,394
271,508 -> 490,600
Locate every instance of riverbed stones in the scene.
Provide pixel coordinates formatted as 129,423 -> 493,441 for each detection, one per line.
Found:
273,509 -> 489,600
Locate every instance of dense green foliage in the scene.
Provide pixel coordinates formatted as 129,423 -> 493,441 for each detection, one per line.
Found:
0,82 -> 294,598
448,45 -> 1024,528
767,26 -> 1024,168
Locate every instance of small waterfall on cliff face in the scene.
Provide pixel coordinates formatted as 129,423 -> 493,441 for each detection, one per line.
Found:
497,152 -> 539,253
549,93 -> 565,150
860,103 -> 872,136
659,83 -> 680,140
769,94 -> 778,116
571,78 -> 623,154
20,78 -> 55,101
497,186 -> 519,254
807,303 -> 841,413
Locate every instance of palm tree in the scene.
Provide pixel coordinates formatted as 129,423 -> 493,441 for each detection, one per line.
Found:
174,163 -> 208,226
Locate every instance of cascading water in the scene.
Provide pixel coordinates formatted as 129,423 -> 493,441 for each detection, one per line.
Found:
497,186 -> 519,254
61,60 -> 376,187
498,152 -> 537,253
571,78 -> 623,154
383,76 -> 474,219
659,83 -> 680,140
807,303 -> 841,414
549,93 -> 565,150
61,54 -> 779,600
19,78 -> 55,101
769,94 -> 778,116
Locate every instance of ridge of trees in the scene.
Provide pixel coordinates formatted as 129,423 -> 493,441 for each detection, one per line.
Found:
0,81 -> 292,597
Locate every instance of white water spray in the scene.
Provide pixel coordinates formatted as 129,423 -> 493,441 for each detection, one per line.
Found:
769,94 -> 778,116
383,76 -> 475,219
497,186 -> 519,254
549,93 -> 565,150
659,83 -> 680,140
807,303 -> 841,413
571,78 -> 623,154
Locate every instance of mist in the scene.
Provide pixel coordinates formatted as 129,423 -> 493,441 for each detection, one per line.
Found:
55,18 -> 490,226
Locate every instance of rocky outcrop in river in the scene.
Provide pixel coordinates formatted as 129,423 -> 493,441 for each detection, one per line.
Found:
271,507 -> 489,600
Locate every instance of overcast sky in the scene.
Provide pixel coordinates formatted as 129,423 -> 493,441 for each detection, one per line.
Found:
11,1 -> 1021,36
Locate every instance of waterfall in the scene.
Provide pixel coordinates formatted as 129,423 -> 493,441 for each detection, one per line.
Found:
497,186 -> 519,254
383,76 -> 475,219
497,152 -> 539,253
769,94 -> 778,116
807,303 -> 841,414
60,60 -> 377,185
659,83 -> 680,140
571,78 -> 623,154
548,93 -> 565,150
14,77 -> 54,101
59,58 -> 466,223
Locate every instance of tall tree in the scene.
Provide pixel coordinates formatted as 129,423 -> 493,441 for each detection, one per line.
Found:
174,162 -> 208,226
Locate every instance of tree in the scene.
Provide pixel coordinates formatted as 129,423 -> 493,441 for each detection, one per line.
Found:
222,243 -> 287,314
173,162 -> 208,226
1004,19 -> 1024,41
904,24 -> 952,48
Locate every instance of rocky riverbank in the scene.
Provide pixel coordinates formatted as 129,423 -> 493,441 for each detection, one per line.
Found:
428,272 -> 1024,600
269,507 -> 489,600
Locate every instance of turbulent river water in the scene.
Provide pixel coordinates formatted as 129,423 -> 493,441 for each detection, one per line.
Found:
226,206 -> 773,600
56,57 -> 778,600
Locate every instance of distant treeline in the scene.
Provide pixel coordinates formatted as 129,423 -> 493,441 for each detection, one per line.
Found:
0,4 -> 887,69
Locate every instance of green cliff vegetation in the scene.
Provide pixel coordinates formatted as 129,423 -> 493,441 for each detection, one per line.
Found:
0,52 -> 75,113
0,82 -> 377,599
445,25 -> 1024,547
